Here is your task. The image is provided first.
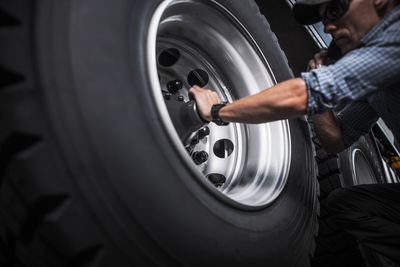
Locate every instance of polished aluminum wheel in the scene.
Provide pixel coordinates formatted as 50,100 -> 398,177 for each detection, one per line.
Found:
147,0 -> 291,209
351,149 -> 377,185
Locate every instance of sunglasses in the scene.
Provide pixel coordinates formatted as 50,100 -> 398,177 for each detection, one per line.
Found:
321,0 -> 351,22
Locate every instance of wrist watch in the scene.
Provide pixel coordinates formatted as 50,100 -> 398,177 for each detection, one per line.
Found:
211,102 -> 229,126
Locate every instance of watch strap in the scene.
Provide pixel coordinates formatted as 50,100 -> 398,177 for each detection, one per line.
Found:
211,102 -> 229,126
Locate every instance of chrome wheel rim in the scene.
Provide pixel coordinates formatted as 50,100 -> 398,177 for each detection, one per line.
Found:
147,0 -> 291,209
351,149 -> 376,184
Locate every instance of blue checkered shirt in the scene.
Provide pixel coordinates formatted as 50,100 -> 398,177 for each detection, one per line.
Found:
302,5 -> 400,148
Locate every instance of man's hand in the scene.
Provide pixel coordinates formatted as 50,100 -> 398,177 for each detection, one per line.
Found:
307,49 -> 332,71
189,85 -> 221,121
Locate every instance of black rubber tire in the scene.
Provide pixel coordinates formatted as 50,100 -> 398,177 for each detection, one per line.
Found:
338,135 -> 385,187
311,132 -> 385,267
0,0 -> 318,266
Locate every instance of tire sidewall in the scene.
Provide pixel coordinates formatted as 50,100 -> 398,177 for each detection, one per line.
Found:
339,135 -> 384,187
37,0 -> 317,265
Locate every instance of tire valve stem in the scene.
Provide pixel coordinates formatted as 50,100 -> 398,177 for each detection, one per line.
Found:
192,151 -> 208,165
197,126 -> 210,140
207,174 -> 226,188
167,79 -> 183,94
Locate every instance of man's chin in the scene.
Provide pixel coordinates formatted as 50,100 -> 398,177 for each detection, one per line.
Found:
338,44 -> 353,55
340,47 -> 349,55
336,41 -> 358,55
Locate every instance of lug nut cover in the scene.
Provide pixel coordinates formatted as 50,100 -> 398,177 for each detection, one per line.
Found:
167,80 -> 183,94
188,69 -> 209,87
192,151 -> 208,165
198,127 -> 210,139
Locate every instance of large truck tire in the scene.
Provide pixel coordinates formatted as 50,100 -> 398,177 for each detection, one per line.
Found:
311,132 -> 386,267
0,0 -> 319,266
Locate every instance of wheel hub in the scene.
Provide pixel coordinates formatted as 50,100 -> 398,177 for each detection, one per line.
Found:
147,0 -> 292,209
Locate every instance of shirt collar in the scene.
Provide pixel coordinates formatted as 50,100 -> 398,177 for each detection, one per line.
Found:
361,5 -> 400,44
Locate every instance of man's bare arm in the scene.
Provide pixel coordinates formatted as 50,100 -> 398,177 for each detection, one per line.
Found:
312,111 -> 345,153
190,49 -> 345,153
190,78 -> 308,123
306,49 -> 345,153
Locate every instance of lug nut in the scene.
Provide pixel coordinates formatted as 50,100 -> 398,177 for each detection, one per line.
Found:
163,91 -> 171,100
198,127 -> 210,140
167,80 -> 183,94
190,136 -> 200,146
192,151 -> 208,165
207,174 -> 226,187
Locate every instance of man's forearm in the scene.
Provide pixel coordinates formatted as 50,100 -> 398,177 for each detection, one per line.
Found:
312,111 -> 345,153
218,78 -> 308,123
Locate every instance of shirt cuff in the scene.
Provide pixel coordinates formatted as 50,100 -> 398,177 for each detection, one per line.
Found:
302,69 -> 336,116
302,72 -> 318,115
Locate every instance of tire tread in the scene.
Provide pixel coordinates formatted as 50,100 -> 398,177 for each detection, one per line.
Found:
309,121 -> 367,267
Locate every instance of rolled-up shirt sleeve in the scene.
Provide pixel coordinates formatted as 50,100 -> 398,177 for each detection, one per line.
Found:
302,30 -> 400,116
302,69 -> 338,115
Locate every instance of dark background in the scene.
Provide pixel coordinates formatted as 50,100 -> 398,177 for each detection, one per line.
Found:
255,0 -> 319,76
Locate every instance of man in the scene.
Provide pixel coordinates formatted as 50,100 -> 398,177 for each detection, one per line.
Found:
190,0 -> 400,263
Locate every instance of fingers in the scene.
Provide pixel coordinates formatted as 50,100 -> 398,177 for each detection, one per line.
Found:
189,85 -> 213,93
307,59 -> 316,71
308,49 -> 330,71
319,49 -> 328,57
188,86 -> 198,97
190,85 -> 202,91
189,86 -> 203,100
315,49 -> 328,66
189,86 -> 219,100
189,86 -> 221,121
193,89 -> 220,103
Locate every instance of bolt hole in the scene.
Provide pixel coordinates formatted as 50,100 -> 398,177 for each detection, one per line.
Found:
158,48 -> 180,67
207,173 -> 226,187
187,69 -> 209,87
213,139 -> 234,159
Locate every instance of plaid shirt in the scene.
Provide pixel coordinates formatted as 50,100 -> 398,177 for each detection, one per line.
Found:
302,5 -> 400,147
